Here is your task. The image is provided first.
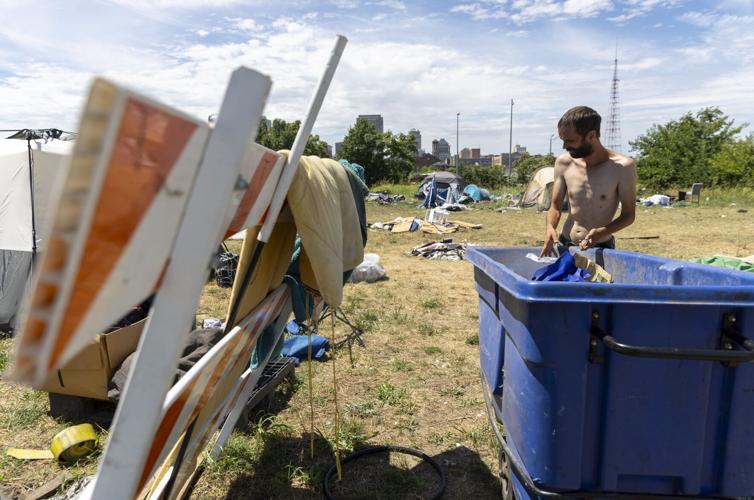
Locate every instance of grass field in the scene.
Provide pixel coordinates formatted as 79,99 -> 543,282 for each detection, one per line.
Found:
1,195 -> 753,499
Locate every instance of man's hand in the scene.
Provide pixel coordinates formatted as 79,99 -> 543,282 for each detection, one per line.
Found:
579,227 -> 608,250
540,226 -> 559,257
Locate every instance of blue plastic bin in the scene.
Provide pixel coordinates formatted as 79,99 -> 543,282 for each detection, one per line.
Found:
466,247 -> 754,499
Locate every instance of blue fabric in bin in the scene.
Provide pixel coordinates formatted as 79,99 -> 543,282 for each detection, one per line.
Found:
531,251 -> 591,282
281,335 -> 329,364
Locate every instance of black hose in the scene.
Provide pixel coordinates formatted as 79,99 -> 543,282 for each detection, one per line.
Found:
323,445 -> 446,500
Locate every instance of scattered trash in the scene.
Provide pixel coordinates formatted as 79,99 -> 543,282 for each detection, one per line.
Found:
202,318 -> 223,329
426,208 -> 449,224
738,209 -> 748,213
619,235 -> 660,240
366,192 -> 405,204
642,194 -> 671,206
369,217 -> 481,235
411,240 -> 467,260
440,202 -> 467,211
350,253 -> 387,283
6,423 -> 98,462
214,250 -> 238,288
369,217 -> 421,233
50,476 -> 94,500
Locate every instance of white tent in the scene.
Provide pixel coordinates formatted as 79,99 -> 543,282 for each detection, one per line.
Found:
0,137 -> 72,331
520,166 -> 555,210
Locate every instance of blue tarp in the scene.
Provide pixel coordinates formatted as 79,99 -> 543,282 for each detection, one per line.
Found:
532,252 -> 591,282
281,334 -> 330,364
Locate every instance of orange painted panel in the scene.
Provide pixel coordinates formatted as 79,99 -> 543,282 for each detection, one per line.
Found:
225,151 -> 279,238
50,99 -> 199,369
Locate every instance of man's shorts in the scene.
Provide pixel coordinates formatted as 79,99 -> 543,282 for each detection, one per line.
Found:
558,233 -> 615,253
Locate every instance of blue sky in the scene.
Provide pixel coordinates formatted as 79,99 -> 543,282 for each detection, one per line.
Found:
0,0 -> 752,155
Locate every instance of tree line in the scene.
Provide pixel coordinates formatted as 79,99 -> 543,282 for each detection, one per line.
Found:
257,108 -> 754,190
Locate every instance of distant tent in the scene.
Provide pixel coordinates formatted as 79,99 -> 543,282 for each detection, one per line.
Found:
0,133 -> 72,332
520,166 -> 555,210
462,184 -> 490,202
416,171 -> 465,208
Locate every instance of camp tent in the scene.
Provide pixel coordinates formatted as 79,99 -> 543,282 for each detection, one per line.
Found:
0,136 -> 72,331
416,171 -> 465,207
520,166 -> 555,210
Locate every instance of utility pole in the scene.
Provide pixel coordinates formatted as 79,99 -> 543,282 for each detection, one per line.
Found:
507,99 -> 513,176
456,112 -> 460,175
549,134 -> 554,155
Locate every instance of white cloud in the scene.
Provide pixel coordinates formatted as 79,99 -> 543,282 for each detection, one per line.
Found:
330,0 -> 360,8
231,18 -> 259,31
621,57 -> 664,71
608,0 -> 681,24
108,0 -> 245,8
679,11 -> 718,27
373,0 -> 407,10
452,0 -> 613,24
451,3 -> 508,20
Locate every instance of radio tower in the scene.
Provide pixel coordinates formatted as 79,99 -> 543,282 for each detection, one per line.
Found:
605,44 -> 622,151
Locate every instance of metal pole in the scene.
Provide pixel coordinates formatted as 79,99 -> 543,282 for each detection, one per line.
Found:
549,134 -> 554,155
26,138 -> 38,257
508,99 -> 513,176
258,35 -> 347,244
456,112 -> 460,174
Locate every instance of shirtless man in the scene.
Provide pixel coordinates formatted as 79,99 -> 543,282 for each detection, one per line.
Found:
540,106 -> 636,257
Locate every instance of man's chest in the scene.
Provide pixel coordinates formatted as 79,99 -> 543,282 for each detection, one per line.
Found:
564,166 -> 619,201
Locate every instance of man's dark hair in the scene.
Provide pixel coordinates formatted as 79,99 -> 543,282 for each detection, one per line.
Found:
558,106 -> 601,138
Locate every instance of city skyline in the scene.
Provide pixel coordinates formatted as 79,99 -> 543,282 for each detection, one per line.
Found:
1,2 -> 752,155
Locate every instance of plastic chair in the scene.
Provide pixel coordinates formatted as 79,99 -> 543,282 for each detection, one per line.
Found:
686,183 -> 703,205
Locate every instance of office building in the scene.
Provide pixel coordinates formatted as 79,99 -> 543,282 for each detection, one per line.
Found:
431,138 -> 451,163
409,129 -> 421,156
357,114 -> 384,134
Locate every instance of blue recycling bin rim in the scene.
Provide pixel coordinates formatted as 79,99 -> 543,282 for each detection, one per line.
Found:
466,246 -> 754,307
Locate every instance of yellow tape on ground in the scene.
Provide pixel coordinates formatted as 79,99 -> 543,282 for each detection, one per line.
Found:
5,424 -> 97,462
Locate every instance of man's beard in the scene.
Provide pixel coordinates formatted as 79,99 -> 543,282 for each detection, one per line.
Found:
567,143 -> 593,158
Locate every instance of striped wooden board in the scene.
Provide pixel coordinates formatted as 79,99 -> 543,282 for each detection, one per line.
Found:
12,78 -> 210,385
224,143 -> 285,239
135,285 -> 290,498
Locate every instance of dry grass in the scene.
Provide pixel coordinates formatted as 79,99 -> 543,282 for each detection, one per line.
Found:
1,198 -> 753,499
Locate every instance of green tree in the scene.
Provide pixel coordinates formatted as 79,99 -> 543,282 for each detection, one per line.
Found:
336,121 -> 415,185
256,118 -> 330,157
380,132 -> 416,183
513,152 -> 556,185
629,107 -> 742,189
460,165 -> 509,189
709,135 -> 754,188
336,119 -> 384,184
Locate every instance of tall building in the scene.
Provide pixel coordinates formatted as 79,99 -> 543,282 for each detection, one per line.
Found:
357,114 -> 384,134
460,147 -> 472,160
471,148 -> 481,160
334,142 -> 343,157
431,138 -> 451,163
325,144 -> 333,158
408,129 -> 421,155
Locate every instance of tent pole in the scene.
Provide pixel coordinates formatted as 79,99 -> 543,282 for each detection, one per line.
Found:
27,137 -> 38,262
